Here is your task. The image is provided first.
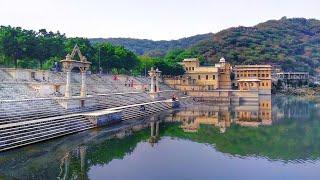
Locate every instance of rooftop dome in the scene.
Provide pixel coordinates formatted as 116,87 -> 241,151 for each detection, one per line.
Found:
219,57 -> 226,63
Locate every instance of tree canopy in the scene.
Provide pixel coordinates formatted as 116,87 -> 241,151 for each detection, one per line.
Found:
0,26 -> 185,76
0,26 -> 139,73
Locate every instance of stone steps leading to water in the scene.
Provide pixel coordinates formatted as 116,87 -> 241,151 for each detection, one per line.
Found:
0,95 -> 175,152
0,93 -> 153,125
0,115 -> 94,152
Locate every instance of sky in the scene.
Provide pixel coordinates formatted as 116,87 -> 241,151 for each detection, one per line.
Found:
0,0 -> 319,40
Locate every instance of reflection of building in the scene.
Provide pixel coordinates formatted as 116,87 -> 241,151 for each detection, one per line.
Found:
58,146 -> 88,180
170,106 -> 232,133
168,96 -> 272,131
234,65 -> 272,95
149,121 -> 160,145
272,97 -> 312,121
234,96 -> 272,127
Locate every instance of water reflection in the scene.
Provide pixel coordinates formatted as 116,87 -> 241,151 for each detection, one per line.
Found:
0,95 -> 319,179
58,146 -> 88,180
166,95 -> 273,133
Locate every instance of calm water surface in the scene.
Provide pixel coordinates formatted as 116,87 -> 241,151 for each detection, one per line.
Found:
1,95 -> 320,179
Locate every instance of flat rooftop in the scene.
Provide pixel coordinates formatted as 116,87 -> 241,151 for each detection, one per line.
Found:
234,65 -> 272,68
189,67 -> 218,73
183,58 -> 199,62
276,72 -> 309,74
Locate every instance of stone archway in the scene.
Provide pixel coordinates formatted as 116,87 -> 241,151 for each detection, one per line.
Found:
61,45 -> 91,98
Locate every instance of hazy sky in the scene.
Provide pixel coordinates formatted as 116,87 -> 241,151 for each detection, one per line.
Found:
0,0 -> 319,40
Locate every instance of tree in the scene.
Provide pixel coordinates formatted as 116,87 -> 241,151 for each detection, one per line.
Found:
92,42 -> 139,73
154,60 -> 185,76
0,26 -> 25,68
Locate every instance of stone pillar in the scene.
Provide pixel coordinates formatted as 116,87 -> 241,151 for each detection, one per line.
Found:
150,76 -> 155,93
80,146 -> 86,172
65,70 -> 72,98
156,121 -> 159,136
80,69 -> 87,97
156,68 -> 161,92
150,122 -> 155,137
155,72 -> 159,92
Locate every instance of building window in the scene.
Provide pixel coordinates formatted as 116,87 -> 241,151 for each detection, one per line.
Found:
262,74 -> 265,77
213,75 -> 215,79
192,67 -> 194,71
266,74 -> 269,77
266,82 -> 268,86
198,75 -> 201,80
262,83 -> 264,86
186,68 -> 188,71
206,75 -> 208,80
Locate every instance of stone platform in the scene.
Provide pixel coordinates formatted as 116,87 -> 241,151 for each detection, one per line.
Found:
81,109 -> 122,127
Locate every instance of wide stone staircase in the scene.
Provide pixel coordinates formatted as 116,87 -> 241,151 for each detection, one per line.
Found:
0,114 -> 94,152
0,93 -> 153,125
120,101 -> 172,121
0,69 -> 42,100
0,69 -> 14,82
0,92 -> 175,151
0,70 -> 143,100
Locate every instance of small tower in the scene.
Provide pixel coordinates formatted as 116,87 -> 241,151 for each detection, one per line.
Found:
219,57 -> 226,67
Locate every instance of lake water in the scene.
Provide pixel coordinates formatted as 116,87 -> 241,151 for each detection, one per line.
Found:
1,95 -> 320,179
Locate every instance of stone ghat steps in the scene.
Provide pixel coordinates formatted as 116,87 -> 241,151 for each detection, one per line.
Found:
0,83 -> 41,100
0,115 -> 87,137
0,99 -> 173,152
0,100 -> 69,125
122,102 -> 171,121
0,115 -> 94,152
0,71 -> 140,101
0,93 -> 153,125
179,97 -> 196,107
0,69 -> 14,81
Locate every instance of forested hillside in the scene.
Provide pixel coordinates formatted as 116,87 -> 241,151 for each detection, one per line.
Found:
172,17 -> 320,73
92,17 -> 320,73
90,33 -> 213,56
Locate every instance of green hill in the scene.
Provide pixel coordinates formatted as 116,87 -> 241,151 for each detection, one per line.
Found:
181,17 -> 320,73
92,17 -> 320,73
89,33 -> 213,56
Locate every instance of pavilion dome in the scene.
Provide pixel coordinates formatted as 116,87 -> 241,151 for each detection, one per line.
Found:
219,57 -> 226,63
